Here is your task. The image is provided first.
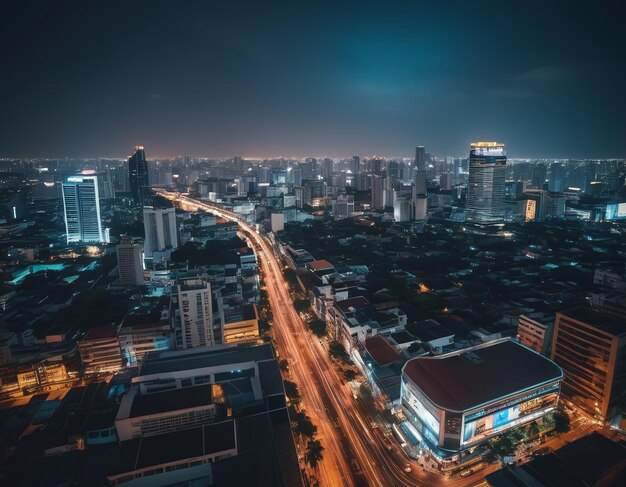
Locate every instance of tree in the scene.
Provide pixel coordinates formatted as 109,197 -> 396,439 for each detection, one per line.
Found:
343,369 -> 356,381
307,319 -> 327,337
293,298 -> 312,313
485,432 -> 515,463
283,380 -> 301,403
527,420 -> 540,439
304,439 -> 324,469
329,340 -> 352,365
294,411 -> 317,438
553,408 -> 570,434
278,359 -> 289,372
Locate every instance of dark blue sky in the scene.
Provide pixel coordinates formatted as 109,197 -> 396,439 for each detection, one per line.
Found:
1,1 -> 624,159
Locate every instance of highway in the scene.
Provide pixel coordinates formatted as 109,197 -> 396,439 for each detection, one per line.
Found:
158,190 -> 497,487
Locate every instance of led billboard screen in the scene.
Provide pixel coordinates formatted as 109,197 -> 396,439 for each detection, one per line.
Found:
462,392 -> 557,445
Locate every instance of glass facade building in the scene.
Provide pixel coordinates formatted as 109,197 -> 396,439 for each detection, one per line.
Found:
129,145 -> 150,207
466,142 -> 507,227
61,174 -> 104,244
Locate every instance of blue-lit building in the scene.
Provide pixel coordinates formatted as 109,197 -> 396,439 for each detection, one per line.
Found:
61,174 -> 104,244
401,339 -> 563,465
466,142 -> 507,228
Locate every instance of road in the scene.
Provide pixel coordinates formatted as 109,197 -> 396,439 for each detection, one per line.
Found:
158,190 -> 500,487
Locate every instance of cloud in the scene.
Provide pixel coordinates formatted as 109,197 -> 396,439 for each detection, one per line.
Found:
518,65 -> 570,82
485,87 -> 534,100
150,93 -> 166,100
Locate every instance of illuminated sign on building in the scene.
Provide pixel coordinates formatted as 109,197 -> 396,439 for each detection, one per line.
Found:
462,391 -> 558,445
525,199 -> 536,222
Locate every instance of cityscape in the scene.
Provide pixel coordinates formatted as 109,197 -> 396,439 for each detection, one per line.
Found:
1,2 -> 626,487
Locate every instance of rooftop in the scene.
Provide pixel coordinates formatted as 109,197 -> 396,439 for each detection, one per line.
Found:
128,384 -> 213,418
110,420 -> 236,476
82,326 -> 118,341
364,336 -> 401,367
487,432 -> 626,487
139,343 -> 275,377
307,259 -> 334,271
403,339 -> 563,412
558,306 -> 626,336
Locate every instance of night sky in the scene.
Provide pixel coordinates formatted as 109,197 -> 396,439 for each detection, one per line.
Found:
1,1 -> 625,159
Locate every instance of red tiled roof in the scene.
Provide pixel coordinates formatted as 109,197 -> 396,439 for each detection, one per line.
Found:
364,336 -> 401,367
308,260 -> 334,271
402,340 -> 563,412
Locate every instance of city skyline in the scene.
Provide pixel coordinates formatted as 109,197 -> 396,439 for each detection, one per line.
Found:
1,3 -> 626,486
2,1 -> 625,159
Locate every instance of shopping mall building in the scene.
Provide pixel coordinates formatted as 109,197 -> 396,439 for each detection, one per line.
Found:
401,338 -> 563,467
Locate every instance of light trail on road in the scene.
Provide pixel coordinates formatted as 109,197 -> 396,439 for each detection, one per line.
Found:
158,189 -> 498,487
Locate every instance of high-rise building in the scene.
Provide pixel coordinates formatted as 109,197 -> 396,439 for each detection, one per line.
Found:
128,146 -> 150,207
386,160 -> 400,181
116,239 -> 145,286
321,158 -> 334,181
332,194 -> 354,219
531,162 -> 548,189
173,278 -> 215,349
548,162 -> 566,192
368,157 -> 383,175
550,307 -> 626,420
370,175 -> 385,210
466,142 -> 507,227
351,156 -> 360,176
383,177 -> 394,208
393,189 -> 413,222
415,146 -> 426,172
440,172 -> 453,191
414,171 -> 427,196
301,180 -> 326,206
61,174 -> 104,244
143,206 -> 178,261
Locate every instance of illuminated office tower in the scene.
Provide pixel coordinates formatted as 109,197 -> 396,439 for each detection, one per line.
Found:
415,146 -> 426,172
62,174 -> 104,244
128,146 -> 149,207
466,142 -> 507,227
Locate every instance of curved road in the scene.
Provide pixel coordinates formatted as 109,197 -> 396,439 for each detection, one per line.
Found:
159,190 -> 495,487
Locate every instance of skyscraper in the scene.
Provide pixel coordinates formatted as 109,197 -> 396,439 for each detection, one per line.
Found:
351,156 -> 360,176
62,174 -> 104,244
143,206 -> 178,262
370,175 -> 385,210
128,146 -> 149,207
415,146 -> 426,172
116,239 -> 145,286
466,142 -> 507,227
